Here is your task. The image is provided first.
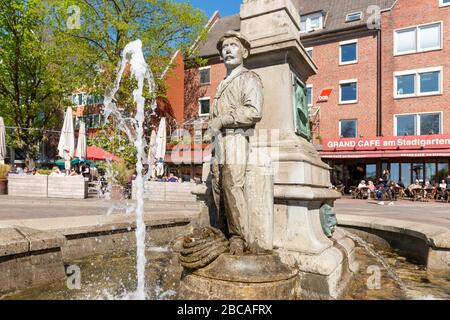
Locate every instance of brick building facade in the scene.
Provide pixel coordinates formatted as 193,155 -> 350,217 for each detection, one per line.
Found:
179,0 -> 450,186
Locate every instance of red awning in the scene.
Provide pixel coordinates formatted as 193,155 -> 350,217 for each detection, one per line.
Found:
86,146 -> 121,161
320,149 -> 450,159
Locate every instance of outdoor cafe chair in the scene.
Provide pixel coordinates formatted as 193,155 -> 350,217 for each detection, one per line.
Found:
393,186 -> 406,200
359,187 -> 369,199
88,181 -> 103,198
411,188 -> 424,202
424,187 -> 435,202
350,186 -> 359,199
435,188 -> 447,202
335,184 -> 345,196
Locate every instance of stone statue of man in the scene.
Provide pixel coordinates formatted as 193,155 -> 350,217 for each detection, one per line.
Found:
209,30 -> 263,255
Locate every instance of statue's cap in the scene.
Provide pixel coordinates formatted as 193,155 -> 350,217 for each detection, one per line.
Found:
217,31 -> 251,55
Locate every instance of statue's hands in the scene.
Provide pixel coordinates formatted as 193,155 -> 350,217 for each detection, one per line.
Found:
209,117 -> 223,131
204,117 -> 223,143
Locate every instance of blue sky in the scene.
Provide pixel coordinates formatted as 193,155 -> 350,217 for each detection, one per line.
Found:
176,0 -> 242,18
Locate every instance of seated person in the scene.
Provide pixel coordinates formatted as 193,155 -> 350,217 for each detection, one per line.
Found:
49,166 -> 64,177
167,173 -> 179,183
438,180 -> 447,190
69,168 -> 79,176
357,180 -> 367,189
423,180 -> 434,196
408,179 -> 421,191
31,169 -> 40,176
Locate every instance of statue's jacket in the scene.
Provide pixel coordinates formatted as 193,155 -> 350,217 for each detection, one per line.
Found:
211,65 -> 264,131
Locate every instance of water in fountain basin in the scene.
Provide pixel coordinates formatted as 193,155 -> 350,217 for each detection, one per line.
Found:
103,39 -> 157,300
342,230 -> 411,297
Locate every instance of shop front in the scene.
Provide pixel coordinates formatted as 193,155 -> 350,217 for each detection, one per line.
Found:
320,135 -> 450,191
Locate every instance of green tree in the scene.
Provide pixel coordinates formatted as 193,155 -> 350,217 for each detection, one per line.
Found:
0,0 -> 71,167
46,0 -> 206,109
46,0 -> 207,160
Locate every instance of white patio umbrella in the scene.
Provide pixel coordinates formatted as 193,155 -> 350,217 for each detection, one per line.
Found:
147,129 -> 157,162
57,107 -> 75,172
155,118 -> 166,160
147,129 -> 157,178
154,118 -> 166,177
75,121 -> 86,160
0,117 -> 6,165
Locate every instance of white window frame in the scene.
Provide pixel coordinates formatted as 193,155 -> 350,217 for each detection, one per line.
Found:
345,12 -> 362,23
439,0 -> 450,7
199,66 -> 211,85
198,97 -> 210,116
339,79 -> 358,104
305,47 -> 313,59
339,39 -> 358,65
306,84 -> 313,107
393,111 -> 443,136
394,21 -> 443,56
339,119 -> 358,138
394,66 -> 443,99
394,70 -> 417,99
300,12 -> 323,33
418,66 -> 443,96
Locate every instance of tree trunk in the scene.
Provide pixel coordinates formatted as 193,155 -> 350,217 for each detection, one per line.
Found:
25,152 -> 36,170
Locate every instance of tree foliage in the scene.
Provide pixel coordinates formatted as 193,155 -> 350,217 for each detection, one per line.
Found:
46,0 -> 207,111
0,0 -> 207,166
0,0 -> 71,166
46,0 -> 207,163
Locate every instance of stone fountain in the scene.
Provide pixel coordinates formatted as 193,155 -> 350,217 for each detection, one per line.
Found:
180,0 -> 358,300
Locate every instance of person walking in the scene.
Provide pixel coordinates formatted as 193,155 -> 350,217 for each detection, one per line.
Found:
378,169 -> 394,205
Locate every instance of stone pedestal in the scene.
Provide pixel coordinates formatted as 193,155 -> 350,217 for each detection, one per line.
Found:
178,253 -> 298,300
239,0 -> 357,299
189,0 -> 358,300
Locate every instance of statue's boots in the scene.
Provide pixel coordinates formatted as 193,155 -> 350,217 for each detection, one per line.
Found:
229,236 -> 245,255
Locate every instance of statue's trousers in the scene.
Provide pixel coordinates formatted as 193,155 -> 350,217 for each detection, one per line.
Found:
211,132 -> 249,242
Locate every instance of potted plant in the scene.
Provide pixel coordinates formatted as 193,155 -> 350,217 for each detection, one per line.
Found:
108,161 -> 133,199
0,164 -> 11,195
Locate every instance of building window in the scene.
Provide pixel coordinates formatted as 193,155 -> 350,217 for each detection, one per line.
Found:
396,114 -> 416,136
300,12 -> 323,33
305,47 -> 313,59
199,67 -> 210,85
418,23 -> 442,51
439,0 -> 450,7
339,119 -> 357,138
396,74 -> 415,97
345,12 -> 362,23
199,97 -> 210,116
306,85 -> 313,107
394,22 -> 442,55
395,112 -> 442,136
419,71 -> 440,94
394,67 -> 442,98
339,40 -> 358,65
339,79 -> 358,104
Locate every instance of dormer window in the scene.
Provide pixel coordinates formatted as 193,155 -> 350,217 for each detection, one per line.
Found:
300,12 -> 323,33
345,12 -> 362,22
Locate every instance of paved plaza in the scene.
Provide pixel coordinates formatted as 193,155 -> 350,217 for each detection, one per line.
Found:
335,197 -> 450,229
0,195 -> 199,224
0,195 -> 448,229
